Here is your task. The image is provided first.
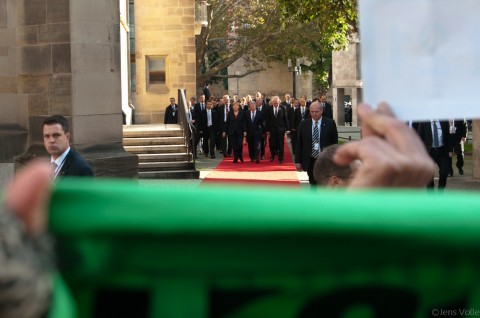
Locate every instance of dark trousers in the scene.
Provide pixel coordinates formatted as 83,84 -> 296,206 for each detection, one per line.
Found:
307,157 -> 317,185
269,132 -> 285,160
449,138 -> 464,172
229,133 -> 243,160
260,133 -> 266,156
219,132 -> 230,155
290,130 -> 297,155
202,126 -> 216,157
428,147 -> 449,189
247,134 -> 261,160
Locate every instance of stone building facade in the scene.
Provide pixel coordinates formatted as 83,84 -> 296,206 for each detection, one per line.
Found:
0,0 -> 137,186
130,0 -> 197,124
331,36 -> 362,126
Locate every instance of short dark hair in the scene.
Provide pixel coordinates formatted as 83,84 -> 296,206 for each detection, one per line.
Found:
43,115 -> 69,133
313,144 -> 353,185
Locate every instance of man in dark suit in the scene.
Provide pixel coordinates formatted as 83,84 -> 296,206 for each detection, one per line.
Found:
246,101 -> 264,163
295,101 -> 338,185
320,95 -> 333,119
281,93 -> 292,112
418,120 -> 452,189
217,96 -> 232,157
203,81 -> 211,101
199,100 -> 219,159
256,97 -> 269,160
43,115 -> 94,180
164,97 -> 178,124
288,98 -> 299,155
266,96 -> 290,164
448,118 -> 467,175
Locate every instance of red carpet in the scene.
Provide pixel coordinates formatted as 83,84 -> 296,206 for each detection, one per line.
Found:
203,138 -> 300,186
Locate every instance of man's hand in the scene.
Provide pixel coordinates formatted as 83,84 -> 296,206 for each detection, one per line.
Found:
334,102 -> 435,188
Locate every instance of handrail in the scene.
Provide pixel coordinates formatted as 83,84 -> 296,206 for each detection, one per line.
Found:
177,89 -> 196,164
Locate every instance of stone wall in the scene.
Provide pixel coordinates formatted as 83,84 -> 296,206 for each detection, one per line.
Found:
132,0 -> 196,124
332,36 -> 362,125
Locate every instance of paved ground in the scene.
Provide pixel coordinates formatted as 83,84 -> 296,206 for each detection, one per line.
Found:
141,125 -> 480,192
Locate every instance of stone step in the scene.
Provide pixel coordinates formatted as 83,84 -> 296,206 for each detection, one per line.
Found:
139,170 -> 200,179
139,161 -> 195,172
123,124 -> 183,138
137,153 -> 192,162
124,145 -> 187,154
123,137 -> 185,146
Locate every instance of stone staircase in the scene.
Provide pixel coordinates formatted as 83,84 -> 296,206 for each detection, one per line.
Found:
123,124 -> 199,179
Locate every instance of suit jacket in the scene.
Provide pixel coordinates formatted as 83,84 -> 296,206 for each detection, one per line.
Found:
224,110 -> 246,136
287,107 -> 298,132
194,102 -> 207,118
322,102 -> 333,119
266,106 -> 290,134
164,104 -> 178,124
217,104 -> 231,131
418,120 -> 452,154
292,106 -> 309,131
246,110 -> 264,137
295,117 -> 338,170
57,150 -> 94,178
199,109 -> 220,134
452,119 -> 467,142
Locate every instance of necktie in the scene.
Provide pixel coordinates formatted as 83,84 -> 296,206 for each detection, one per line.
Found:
251,111 -> 254,121
301,108 -> 304,117
433,121 -> 440,148
51,162 -> 58,171
312,121 -> 319,158
274,107 -> 277,117
208,110 -> 211,126
202,103 -> 205,111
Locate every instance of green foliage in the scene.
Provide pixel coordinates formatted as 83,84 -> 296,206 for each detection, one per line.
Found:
197,0 -> 359,93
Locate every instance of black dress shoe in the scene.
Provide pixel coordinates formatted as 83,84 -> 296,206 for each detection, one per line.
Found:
233,158 -> 238,163
278,160 -> 283,164
269,156 -> 274,162
223,154 -> 227,158
211,156 -> 216,159
459,169 -> 464,175
240,157 -> 243,162
255,159 -> 259,163
261,156 -> 265,160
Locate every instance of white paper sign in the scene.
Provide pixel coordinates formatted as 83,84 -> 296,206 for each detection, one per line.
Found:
359,0 -> 480,120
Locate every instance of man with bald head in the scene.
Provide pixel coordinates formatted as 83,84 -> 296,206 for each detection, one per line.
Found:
295,101 -> 338,185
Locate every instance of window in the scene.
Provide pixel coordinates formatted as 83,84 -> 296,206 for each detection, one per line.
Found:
146,56 -> 166,87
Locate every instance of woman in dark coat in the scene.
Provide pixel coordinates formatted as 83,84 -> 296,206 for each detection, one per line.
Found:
223,101 -> 246,163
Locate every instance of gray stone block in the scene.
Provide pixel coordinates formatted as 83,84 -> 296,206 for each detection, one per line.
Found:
17,0 -> 46,26
18,45 -> 52,75
48,74 -> 72,115
47,0 -> 69,23
38,23 -> 70,44
52,43 -> 71,73
18,75 -> 49,94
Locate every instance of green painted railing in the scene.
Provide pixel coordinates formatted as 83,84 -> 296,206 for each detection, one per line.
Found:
49,178 -> 480,318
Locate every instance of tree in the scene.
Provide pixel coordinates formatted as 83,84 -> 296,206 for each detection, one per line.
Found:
196,0 -> 359,93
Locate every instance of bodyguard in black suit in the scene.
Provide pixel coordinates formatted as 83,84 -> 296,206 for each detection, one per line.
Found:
320,95 -> 333,119
266,96 -> 290,164
295,101 -> 338,185
418,120 -> 452,189
448,118 -> 467,175
217,98 -> 232,157
223,102 -> 246,163
43,115 -> 94,181
199,101 -> 219,159
164,97 -> 179,124
255,97 -> 269,160
246,101 -> 264,163
287,99 -> 299,155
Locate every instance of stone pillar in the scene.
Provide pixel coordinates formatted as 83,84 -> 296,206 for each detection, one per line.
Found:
351,88 -> 362,126
14,0 -> 137,177
473,120 -> 480,179
333,88 -> 345,125
0,0 -> 28,186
